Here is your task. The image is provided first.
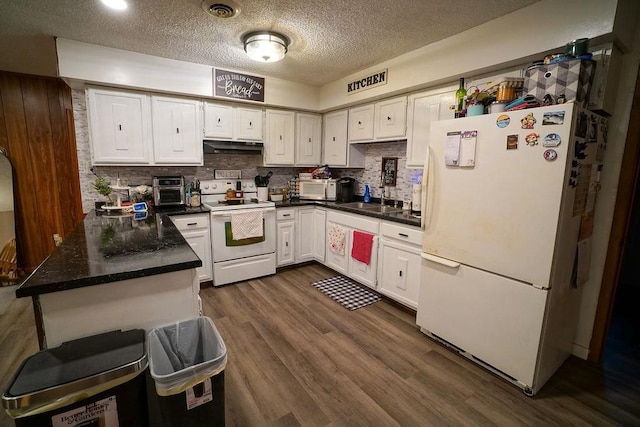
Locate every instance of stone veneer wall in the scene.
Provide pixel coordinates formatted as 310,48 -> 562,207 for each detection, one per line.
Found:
72,89 -> 421,213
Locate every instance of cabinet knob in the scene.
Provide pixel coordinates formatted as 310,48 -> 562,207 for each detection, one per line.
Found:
176,127 -> 180,134
217,117 -> 221,123
399,271 -> 403,277
398,233 -> 408,238
249,121 -> 252,127
358,121 -> 362,125
308,137 -> 311,143
118,124 -> 122,131
280,135 -> 282,140
332,136 -> 336,142
387,116 -> 392,121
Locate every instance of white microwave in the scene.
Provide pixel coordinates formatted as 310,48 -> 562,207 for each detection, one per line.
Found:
298,179 -> 336,201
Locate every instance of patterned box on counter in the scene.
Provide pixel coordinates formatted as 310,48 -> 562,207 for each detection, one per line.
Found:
524,59 -> 595,107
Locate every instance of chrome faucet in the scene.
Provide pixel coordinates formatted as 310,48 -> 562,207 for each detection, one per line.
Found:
379,178 -> 387,206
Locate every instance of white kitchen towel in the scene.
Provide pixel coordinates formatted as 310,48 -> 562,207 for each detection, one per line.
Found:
328,223 -> 346,255
231,211 -> 263,240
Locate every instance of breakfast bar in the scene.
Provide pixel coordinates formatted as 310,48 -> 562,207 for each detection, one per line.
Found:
16,210 -> 202,349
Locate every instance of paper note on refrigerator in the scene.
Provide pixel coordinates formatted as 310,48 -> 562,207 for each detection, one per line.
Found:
459,130 -> 477,167
445,131 -> 461,166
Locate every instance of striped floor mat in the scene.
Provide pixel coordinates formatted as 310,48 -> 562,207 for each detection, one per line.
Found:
311,276 -> 381,311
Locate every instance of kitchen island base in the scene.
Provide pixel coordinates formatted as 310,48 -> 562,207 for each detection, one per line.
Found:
38,269 -> 199,348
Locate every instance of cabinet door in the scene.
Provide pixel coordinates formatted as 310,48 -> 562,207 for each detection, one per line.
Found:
152,96 -> 203,165
204,102 -> 233,139
265,109 -> 295,165
375,96 -> 407,140
406,90 -> 454,168
172,214 -> 212,282
295,113 -> 322,165
378,241 -> 421,309
348,104 -> 374,142
325,222 -> 350,275
296,208 -> 315,262
181,229 -> 213,282
235,107 -> 263,141
313,208 -> 326,263
277,221 -> 295,266
348,232 -> 378,289
323,110 -> 348,166
88,88 -> 151,165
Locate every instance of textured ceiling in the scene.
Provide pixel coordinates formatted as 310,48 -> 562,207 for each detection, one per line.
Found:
0,0 -> 540,87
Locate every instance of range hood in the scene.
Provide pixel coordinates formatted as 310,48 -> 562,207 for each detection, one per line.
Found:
203,140 -> 263,154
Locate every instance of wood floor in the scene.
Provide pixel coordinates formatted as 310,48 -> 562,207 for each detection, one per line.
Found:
2,263 -> 640,426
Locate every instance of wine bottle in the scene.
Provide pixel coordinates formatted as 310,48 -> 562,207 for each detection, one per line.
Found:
455,78 -> 467,118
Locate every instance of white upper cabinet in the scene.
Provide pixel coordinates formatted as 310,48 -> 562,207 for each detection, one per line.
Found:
323,109 -> 365,168
406,90 -> 454,168
204,102 -> 263,141
87,88 -> 152,165
152,96 -> 203,165
348,104 -> 375,142
264,109 -> 295,165
349,96 -> 407,143
295,113 -> 322,166
203,103 -> 233,139
88,87 -> 203,166
375,96 -> 407,139
235,106 -> 263,141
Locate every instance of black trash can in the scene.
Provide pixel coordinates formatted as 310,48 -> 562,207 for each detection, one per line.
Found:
147,317 -> 227,427
2,329 -> 148,427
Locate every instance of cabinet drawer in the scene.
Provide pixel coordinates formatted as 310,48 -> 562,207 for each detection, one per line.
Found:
172,214 -> 210,231
277,208 -> 296,221
380,221 -> 421,246
326,211 -> 378,234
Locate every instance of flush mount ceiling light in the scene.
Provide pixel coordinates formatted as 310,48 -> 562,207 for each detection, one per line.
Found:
100,0 -> 128,11
242,31 -> 289,63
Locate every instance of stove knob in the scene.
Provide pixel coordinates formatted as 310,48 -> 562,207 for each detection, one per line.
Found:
212,184 -> 217,189
203,184 -> 210,190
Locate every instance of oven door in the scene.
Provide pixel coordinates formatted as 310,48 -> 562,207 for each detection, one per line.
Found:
210,207 -> 276,262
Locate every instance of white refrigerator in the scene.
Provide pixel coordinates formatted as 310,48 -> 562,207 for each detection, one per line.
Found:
416,104 -> 607,395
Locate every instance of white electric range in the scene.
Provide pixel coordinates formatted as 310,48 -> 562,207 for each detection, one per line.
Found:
200,179 -> 276,286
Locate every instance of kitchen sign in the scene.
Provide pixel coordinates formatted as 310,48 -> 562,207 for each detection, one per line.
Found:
214,68 -> 265,102
347,69 -> 387,95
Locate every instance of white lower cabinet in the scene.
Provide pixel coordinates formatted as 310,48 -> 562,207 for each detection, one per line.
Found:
276,208 -> 296,266
377,221 -> 423,309
326,211 -> 379,289
296,207 -> 315,262
312,208 -> 326,263
171,214 -> 212,282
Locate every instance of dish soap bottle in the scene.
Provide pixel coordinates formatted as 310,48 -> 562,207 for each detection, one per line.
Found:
363,184 -> 371,203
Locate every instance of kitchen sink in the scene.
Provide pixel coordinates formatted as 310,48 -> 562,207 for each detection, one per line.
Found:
339,202 -> 403,214
366,205 -> 403,214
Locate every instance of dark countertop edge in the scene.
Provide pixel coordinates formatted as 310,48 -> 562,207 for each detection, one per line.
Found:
274,200 -> 421,227
154,205 -> 211,215
16,259 -> 202,298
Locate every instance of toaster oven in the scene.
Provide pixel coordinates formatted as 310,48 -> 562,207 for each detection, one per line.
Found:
153,176 -> 185,206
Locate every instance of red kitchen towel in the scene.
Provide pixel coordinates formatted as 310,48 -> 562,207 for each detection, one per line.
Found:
351,230 -> 374,265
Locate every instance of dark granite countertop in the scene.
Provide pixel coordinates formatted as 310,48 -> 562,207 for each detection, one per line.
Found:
16,210 -> 202,298
274,200 -> 421,227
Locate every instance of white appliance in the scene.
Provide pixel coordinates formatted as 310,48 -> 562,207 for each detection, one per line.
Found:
416,104 -> 607,395
201,179 -> 276,286
298,179 -> 337,200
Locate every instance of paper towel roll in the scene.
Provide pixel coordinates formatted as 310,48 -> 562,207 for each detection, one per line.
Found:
412,184 -> 421,212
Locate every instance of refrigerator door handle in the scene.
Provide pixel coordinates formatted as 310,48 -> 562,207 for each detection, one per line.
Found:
421,146 -> 432,230
421,252 -> 460,268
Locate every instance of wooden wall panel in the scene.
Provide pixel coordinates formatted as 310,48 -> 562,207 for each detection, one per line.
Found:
0,72 -> 83,273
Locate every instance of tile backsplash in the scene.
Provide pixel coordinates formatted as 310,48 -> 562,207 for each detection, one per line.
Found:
72,89 -> 422,213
